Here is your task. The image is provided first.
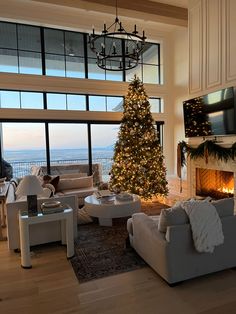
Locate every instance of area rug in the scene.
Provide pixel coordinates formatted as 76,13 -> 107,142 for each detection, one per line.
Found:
71,201 -> 169,283
71,218 -> 147,283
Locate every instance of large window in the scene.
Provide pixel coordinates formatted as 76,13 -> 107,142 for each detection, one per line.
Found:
0,121 -> 120,181
0,21 -> 161,84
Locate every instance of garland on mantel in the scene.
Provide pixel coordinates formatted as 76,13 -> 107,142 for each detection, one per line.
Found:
177,140 -> 236,172
176,139 -> 236,194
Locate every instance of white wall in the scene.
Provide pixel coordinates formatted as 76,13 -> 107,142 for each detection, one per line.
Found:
171,28 -> 189,176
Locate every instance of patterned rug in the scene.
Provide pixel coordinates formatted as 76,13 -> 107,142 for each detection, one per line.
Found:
71,201 -> 169,283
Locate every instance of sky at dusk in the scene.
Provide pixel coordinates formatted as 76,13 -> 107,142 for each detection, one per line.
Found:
2,123 -> 119,150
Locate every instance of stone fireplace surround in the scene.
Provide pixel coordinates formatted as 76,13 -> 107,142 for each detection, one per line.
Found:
187,153 -> 236,203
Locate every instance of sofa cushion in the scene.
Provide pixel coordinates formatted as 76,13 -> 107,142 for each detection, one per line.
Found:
158,205 -> 189,233
211,198 -> 234,217
59,172 -> 87,179
57,176 -> 93,192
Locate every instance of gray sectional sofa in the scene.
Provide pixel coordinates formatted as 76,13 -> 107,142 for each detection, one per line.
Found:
127,198 -> 236,285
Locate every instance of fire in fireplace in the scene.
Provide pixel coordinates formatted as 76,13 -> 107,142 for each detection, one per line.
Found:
196,168 -> 234,199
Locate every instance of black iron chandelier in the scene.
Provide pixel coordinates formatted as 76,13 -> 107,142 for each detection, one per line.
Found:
88,0 -> 146,71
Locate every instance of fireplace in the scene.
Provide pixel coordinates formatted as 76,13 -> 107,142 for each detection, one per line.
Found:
196,168 -> 234,199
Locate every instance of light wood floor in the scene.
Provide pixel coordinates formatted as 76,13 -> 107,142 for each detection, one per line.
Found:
1,230 -> 236,314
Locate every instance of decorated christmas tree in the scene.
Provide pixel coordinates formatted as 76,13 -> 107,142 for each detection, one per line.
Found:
109,76 -> 168,200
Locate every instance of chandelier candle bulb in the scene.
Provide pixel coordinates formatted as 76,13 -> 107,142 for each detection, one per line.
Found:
112,43 -> 116,55
103,23 -> 107,33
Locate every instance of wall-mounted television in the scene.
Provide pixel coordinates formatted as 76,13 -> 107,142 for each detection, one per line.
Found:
183,87 -> 236,138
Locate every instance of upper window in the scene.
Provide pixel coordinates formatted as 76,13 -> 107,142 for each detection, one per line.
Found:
0,22 -> 42,75
0,22 -> 161,84
0,90 -> 44,109
44,29 -> 85,78
46,93 -> 86,110
89,96 -> 123,112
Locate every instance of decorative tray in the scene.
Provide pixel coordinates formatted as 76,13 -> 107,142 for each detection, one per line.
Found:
41,201 -> 61,208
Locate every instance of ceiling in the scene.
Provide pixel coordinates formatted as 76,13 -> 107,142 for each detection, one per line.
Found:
30,0 -> 188,26
151,0 -> 188,8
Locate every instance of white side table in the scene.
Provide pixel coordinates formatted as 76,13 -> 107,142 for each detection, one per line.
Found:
18,207 -> 74,269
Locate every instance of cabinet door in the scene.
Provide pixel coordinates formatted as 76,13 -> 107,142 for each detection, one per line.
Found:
225,0 -> 236,82
189,0 -> 203,94
205,0 -> 222,89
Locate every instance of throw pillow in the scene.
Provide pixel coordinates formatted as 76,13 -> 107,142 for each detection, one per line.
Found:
158,205 -> 189,233
42,175 -> 60,191
43,183 -> 55,197
39,187 -> 52,199
77,207 -> 93,225
211,198 -> 234,217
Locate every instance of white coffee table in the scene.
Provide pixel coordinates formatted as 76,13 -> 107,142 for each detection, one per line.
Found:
84,194 -> 141,226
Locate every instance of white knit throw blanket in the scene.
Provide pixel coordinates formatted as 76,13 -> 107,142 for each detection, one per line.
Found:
181,200 -> 224,253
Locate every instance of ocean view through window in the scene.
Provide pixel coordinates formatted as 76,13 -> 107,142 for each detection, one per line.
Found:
1,122 -> 119,181
3,148 -> 114,180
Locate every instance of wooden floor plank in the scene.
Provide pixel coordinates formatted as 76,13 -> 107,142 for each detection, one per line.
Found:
1,228 -> 236,314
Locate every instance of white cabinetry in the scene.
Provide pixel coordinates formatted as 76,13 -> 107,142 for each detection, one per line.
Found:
189,0 -> 203,94
225,0 -> 236,83
189,0 -> 236,94
204,0 -> 222,89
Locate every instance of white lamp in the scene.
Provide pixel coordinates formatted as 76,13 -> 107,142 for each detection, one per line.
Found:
17,175 -> 44,216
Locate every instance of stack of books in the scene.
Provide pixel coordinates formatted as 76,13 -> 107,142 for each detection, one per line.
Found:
94,190 -> 115,199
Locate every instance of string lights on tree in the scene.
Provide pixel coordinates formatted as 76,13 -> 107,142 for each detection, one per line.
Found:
109,76 -> 168,200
